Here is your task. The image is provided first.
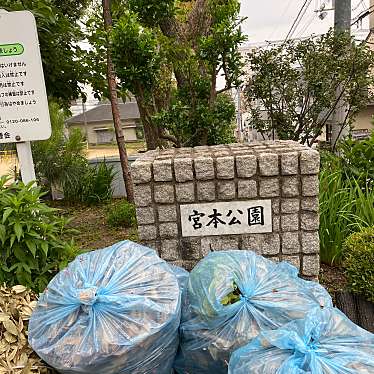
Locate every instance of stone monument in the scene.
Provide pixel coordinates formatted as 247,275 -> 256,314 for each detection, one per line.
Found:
131,140 -> 320,279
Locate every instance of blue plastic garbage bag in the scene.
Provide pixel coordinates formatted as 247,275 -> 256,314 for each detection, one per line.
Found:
229,307 -> 374,374
174,250 -> 332,374
29,241 -> 186,374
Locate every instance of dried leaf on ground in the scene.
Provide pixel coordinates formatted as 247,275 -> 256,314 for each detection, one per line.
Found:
0,284 -> 53,373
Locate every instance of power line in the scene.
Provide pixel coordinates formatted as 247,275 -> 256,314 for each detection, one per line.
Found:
289,0 -> 314,39
351,7 -> 374,26
351,3 -> 374,25
296,12 -> 317,37
285,0 -> 314,41
268,0 -> 296,40
352,0 -> 366,12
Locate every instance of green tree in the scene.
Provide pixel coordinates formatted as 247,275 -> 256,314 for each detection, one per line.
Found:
0,0 -> 90,107
244,30 -> 374,147
86,0 -> 246,149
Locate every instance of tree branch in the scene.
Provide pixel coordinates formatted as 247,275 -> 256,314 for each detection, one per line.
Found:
217,86 -> 233,95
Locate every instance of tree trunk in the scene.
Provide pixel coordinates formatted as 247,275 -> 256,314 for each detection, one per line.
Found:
135,96 -> 158,150
102,0 -> 134,203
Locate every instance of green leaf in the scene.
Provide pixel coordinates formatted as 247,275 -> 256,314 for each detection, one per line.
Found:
14,245 -> 29,263
0,224 -> 6,244
22,263 -> 31,274
2,208 -> 13,223
9,234 -> 16,248
25,239 -> 37,257
41,242 -> 49,257
13,222 -> 23,241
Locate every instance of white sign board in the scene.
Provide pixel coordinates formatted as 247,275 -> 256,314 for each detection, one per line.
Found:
181,200 -> 272,237
0,10 -> 51,143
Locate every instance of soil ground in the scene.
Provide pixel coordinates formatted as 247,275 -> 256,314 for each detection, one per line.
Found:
51,199 -> 138,251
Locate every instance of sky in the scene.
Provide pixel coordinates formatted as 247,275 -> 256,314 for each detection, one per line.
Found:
239,0 -> 370,45
77,0 -> 372,106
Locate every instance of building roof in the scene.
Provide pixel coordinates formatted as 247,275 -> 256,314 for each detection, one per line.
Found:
66,102 -> 140,125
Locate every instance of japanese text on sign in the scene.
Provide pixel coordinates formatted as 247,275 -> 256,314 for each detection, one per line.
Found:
0,11 -> 51,143
180,200 -> 272,237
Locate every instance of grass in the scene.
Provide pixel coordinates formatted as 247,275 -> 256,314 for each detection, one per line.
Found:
319,168 -> 374,265
51,199 -> 138,251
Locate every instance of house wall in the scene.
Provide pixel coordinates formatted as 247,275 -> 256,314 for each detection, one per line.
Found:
353,107 -> 374,131
69,120 -> 139,145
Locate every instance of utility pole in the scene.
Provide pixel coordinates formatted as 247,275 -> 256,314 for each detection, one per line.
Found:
102,0 -> 135,203
334,0 -> 351,31
331,0 -> 351,148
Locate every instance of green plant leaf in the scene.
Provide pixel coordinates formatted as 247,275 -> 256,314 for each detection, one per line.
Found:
41,242 -> 49,257
2,208 -> 13,223
25,239 -> 37,257
0,224 -> 6,244
13,222 -> 23,241
9,234 -> 16,248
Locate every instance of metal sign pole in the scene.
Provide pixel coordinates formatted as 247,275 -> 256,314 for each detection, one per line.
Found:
16,141 -> 36,184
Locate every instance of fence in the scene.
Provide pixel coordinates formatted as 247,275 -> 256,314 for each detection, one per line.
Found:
88,155 -> 138,198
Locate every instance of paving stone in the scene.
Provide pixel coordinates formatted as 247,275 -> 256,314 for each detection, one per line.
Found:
181,238 -> 201,259
154,184 -> 175,203
281,198 -> 300,214
281,255 -> 300,271
300,149 -> 320,174
301,231 -> 320,253
242,233 -> 280,255
218,180 -> 236,200
159,222 -> 178,238
176,182 -> 195,203
138,225 -> 157,241
282,232 -> 300,254
282,176 -> 300,197
157,205 -> 177,222
301,212 -> 320,231
301,197 -> 319,212
131,161 -> 152,184
272,198 -> 280,214
236,155 -> 257,178
216,156 -> 235,179
197,181 -> 216,201
302,175 -> 319,196
259,178 -> 280,197
201,236 -> 239,253
281,214 -> 299,232
134,184 -> 152,207
174,158 -> 194,182
195,157 -> 215,180
281,152 -> 299,175
302,255 -> 320,276
160,239 -> 180,260
153,159 -> 173,182
237,180 -> 257,198
259,153 -> 279,176
136,207 -> 155,225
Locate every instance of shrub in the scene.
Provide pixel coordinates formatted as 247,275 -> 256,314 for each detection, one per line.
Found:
343,227 -> 374,302
319,162 -> 374,265
64,161 -> 115,205
32,101 -> 87,192
338,132 -> 374,189
107,201 -> 137,228
0,176 -> 79,292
